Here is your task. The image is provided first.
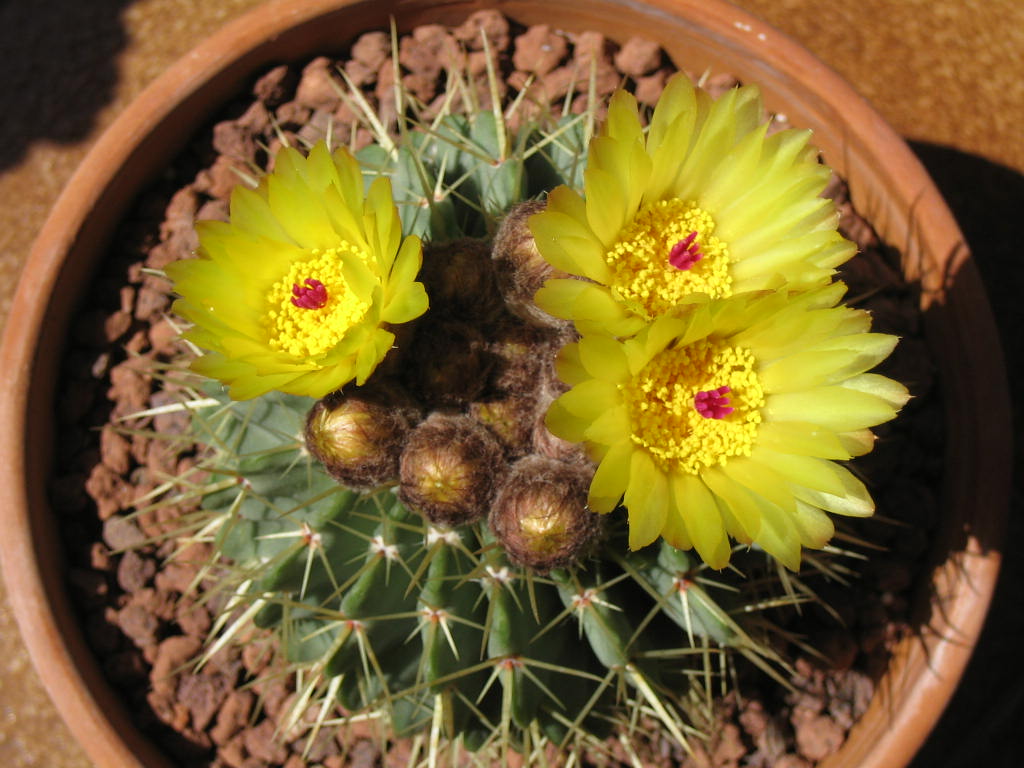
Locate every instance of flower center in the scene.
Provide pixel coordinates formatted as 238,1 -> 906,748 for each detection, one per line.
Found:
668,232 -> 702,271
605,199 -> 731,319
620,339 -> 764,475
265,245 -> 372,358
694,386 -> 733,419
291,278 -> 328,309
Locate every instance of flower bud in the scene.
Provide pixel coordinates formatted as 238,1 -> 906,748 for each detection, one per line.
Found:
487,319 -> 559,395
403,318 -> 493,408
492,200 -> 571,329
469,393 -> 538,457
398,414 -> 505,527
489,456 -> 599,572
304,383 -> 419,489
419,238 -> 502,321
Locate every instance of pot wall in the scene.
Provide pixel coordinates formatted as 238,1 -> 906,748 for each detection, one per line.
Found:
0,1 -> 1009,766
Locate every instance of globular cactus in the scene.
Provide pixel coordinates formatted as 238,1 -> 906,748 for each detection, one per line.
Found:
167,240 -> 793,758
145,36 -> 879,764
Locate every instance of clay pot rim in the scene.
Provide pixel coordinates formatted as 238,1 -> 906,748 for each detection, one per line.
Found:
0,1 -> 1010,767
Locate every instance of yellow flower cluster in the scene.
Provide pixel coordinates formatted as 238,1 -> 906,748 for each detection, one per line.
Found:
532,74 -> 907,569
167,143 -> 427,400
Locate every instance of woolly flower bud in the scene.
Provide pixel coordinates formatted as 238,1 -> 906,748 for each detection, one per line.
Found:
398,414 -> 505,528
419,238 -> 502,320
403,318 -> 492,408
492,200 -> 570,328
469,393 -> 538,457
304,383 -> 419,489
489,456 -> 599,572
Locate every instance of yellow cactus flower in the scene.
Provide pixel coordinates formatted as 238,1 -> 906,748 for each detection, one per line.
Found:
545,283 -> 908,570
167,142 -> 428,399
530,74 -> 855,336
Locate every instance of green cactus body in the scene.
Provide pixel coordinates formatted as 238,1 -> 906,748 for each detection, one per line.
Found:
149,57 -> 829,763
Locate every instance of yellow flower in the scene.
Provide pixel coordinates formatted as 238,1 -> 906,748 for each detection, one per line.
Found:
530,74 -> 855,336
167,142 -> 428,399
545,284 -> 908,569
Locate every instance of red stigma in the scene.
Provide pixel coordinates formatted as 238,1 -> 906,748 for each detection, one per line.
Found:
668,231 -> 702,270
291,278 -> 328,309
694,386 -> 733,419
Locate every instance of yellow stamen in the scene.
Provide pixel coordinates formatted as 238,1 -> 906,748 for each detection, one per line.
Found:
606,199 -> 731,318
621,339 -> 764,474
265,245 -> 371,358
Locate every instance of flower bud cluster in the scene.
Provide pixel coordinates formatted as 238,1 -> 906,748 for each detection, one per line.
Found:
304,203 -> 600,571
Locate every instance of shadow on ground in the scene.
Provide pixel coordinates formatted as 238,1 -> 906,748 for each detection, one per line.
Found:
0,1 -> 133,172
909,142 -> 1023,768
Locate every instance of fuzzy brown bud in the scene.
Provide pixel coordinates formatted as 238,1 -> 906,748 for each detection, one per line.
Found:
492,200 -> 570,328
419,237 -> 502,321
489,456 -> 599,572
398,414 -> 505,527
403,318 -> 493,408
304,384 -> 419,489
487,319 -> 559,395
469,393 -> 538,457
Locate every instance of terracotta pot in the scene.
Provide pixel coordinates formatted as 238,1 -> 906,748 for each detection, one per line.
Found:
0,0 -> 1010,766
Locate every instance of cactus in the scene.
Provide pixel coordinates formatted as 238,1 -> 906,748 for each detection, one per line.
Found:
150,383 -> 799,758
137,26 -> 898,765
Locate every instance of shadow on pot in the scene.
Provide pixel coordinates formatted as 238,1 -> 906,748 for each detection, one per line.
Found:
908,143 -> 1024,768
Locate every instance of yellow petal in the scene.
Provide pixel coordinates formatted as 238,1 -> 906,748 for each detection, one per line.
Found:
588,440 -> 633,513
624,450 -> 668,550
676,86 -> 763,201
646,73 -> 697,156
760,333 -> 898,392
570,283 -> 645,336
534,278 -> 586,320
589,120 -> 650,224
554,342 -> 589,387
578,333 -> 631,382
267,174 -> 338,250
764,386 -> 900,432
228,186 -> 294,243
545,398 -> 588,444
354,328 -> 395,384
583,164 -> 628,248
839,373 -> 911,408
838,429 -> 877,456
387,235 -> 423,286
719,457 -> 797,514
330,146 -> 366,213
699,123 -> 769,215
660,503 -> 693,552
604,89 -> 643,145
557,379 -> 620,420
751,447 -> 848,496
729,229 -> 842,283
380,281 -> 428,324
791,500 -> 835,549
701,466 -> 761,543
753,500 -> 802,571
289,358 -> 358,397
364,176 -> 402,269
755,421 -> 853,460
583,404 -> 631,446
646,77 -> 699,202
670,473 -> 730,569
